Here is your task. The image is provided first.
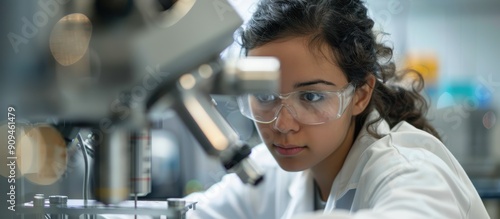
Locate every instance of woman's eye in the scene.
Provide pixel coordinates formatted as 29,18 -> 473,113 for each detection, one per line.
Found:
254,94 -> 276,103
301,92 -> 324,102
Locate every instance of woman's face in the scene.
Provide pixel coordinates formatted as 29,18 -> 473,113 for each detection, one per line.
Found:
248,37 -> 358,172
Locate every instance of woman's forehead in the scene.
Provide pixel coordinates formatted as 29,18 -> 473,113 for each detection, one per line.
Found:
248,37 -> 348,89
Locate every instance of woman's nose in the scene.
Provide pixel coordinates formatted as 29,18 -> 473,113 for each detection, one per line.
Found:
272,105 -> 300,133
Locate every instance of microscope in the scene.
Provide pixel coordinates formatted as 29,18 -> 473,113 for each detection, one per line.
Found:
0,0 -> 279,218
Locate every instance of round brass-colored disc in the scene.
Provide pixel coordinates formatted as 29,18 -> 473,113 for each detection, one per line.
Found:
17,125 -> 68,185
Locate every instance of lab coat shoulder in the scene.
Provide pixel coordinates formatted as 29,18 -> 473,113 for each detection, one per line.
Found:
355,121 -> 466,199
324,121 -> 490,219
185,144 -> 299,219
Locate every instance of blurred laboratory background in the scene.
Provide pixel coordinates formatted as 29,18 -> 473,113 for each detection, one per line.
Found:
0,0 -> 499,218
362,0 -> 500,217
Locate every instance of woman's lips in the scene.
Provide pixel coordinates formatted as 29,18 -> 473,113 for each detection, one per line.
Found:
273,144 -> 306,156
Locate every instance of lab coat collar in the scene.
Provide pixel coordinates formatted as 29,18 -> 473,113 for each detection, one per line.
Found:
326,110 -> 390,210
283,170 -> 315,218
283,111 -> 389,216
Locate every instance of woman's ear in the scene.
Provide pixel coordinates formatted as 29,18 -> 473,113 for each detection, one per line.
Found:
352,74 -> 376,116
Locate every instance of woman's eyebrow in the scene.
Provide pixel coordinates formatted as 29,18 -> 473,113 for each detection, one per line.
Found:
293,79 -> 336,88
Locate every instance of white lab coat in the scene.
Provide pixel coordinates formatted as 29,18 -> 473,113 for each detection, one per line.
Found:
185,111 -> 490,219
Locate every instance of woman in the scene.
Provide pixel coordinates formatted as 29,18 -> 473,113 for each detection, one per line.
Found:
186,0 -> 489,218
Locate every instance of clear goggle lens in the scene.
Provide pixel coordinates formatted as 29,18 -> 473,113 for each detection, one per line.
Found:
237,83 -> 355,125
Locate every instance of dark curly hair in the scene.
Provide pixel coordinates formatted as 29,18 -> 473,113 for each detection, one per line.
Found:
239,0 -> 440,139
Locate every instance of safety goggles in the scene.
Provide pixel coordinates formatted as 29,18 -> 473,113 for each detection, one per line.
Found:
237,83 -> 355,125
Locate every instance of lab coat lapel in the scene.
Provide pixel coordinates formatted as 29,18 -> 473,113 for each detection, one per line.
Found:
325,110 -> 390,212
281,170 -> 314,219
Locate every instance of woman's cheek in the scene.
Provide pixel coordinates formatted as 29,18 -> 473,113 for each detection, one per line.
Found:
256,124 -> 274,142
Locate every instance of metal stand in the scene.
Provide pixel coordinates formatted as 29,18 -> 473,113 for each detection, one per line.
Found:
18,199 -> 197,219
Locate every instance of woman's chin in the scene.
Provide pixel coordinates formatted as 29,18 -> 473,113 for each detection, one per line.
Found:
275,158 -> 309,172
